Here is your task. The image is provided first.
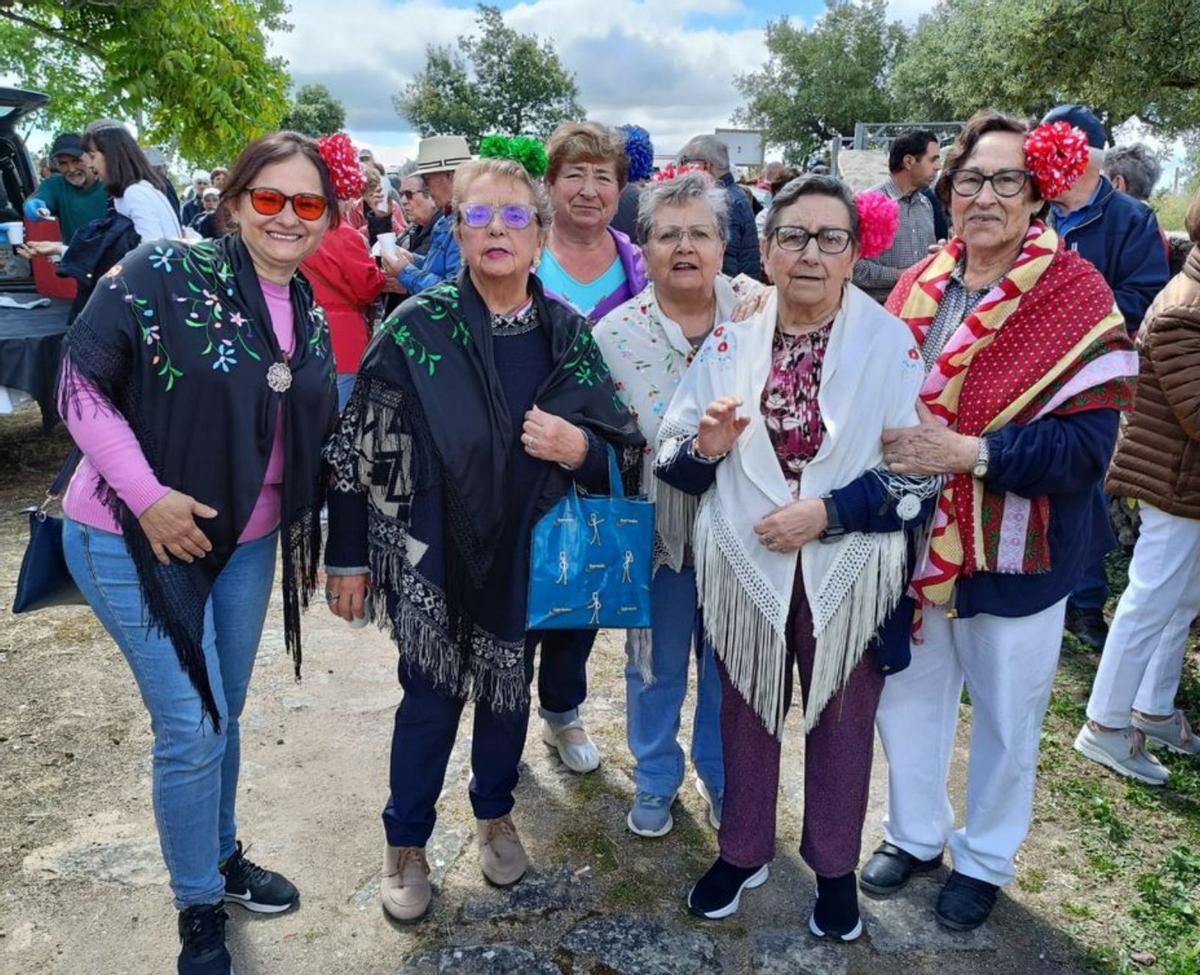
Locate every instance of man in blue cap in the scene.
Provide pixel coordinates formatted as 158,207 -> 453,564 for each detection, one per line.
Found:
1041,104 -> 1170,651
23,133 -> 110,242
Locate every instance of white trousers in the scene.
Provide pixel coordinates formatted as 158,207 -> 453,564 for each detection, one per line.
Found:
1087,503 -> 1200,726
875,598 -> 1067,887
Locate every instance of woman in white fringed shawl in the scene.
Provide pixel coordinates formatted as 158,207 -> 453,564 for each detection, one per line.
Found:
655,174 -> 936,939
594,171 -> 762,842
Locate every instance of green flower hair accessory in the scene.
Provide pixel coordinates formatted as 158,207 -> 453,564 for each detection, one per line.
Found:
479,134 -> 549,180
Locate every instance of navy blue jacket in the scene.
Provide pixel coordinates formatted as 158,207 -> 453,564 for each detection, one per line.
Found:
720,173 -> 762,279
1051,176 -> 1169,334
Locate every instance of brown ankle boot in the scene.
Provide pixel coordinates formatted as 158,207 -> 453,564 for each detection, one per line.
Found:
380,845 -> 431,922
476,814 -> 528,887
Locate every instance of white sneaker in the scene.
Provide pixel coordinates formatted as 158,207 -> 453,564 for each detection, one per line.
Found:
695,777 -> 722,830
541,718 -> 600,773
1074,722 -> 1168,785
1133,710 -> 1200,756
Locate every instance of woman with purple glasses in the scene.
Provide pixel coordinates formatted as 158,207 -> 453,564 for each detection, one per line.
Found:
323,155 -> 643,922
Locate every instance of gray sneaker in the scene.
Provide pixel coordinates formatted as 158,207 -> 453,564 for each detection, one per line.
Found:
627,791 -> 675,837
1074,722 -> 1168,785
1133,710 -> 1200,756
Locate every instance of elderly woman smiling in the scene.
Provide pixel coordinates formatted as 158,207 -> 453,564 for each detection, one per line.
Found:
323,157 -> 641,923
655,174 -> 935,940
594,172 -> 761,839
864,111 -> 1137,932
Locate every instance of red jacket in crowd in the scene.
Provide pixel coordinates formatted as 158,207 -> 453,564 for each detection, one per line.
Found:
301,223 -> 387,375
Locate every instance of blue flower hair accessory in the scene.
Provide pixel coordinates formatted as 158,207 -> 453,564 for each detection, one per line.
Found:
479,134 -> 549,180
619,125 -> 654,182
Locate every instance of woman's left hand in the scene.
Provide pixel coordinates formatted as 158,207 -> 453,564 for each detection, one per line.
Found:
754,498 -> 827,553
883,401 -> 979,475
382,250 -> 412,275
522,405 -> 588,468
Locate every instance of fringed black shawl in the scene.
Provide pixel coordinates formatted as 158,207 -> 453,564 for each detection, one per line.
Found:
59,234 -> 338,729
324,271 -> 643,708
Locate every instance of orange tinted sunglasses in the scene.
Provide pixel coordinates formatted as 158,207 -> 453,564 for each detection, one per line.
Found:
247,187 -> 328,221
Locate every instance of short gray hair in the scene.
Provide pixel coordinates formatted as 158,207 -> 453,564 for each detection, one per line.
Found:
763,174 -> 859,243
1104,143 -> 1161,201
679,135 -> 730,176
635,172 -> 730,245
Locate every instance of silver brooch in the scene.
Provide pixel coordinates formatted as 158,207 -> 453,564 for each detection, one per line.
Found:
896,493 -> 921,521
266,362 -> 292,393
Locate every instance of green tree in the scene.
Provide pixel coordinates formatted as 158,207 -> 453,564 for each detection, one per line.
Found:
0,0 -> 291,163
395,4 -> 584,149
280,84 -> 346,137
893,0 -> 1200,138
735,0 -> 907,164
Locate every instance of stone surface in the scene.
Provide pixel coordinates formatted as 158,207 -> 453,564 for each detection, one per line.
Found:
398,942 -> 561,975
752,929 -> 850,975
560,914 -> 720,975
862,876 -> 997,953
461,864 -> 590,922
21,812 -> 168,888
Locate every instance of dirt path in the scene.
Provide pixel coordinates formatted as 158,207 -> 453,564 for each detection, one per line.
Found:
0,408 -> 1099,974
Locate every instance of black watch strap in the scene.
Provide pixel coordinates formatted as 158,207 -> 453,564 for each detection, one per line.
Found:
820,495 -> 845,542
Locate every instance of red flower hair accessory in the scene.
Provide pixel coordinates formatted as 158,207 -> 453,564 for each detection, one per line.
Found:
654,162 -> 708,183
317,132 -> 366,202
1024,122 -> 1090,199
855,191 -> 899,260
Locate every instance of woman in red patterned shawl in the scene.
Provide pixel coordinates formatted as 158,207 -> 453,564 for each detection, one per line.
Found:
860,112 -> 1137,931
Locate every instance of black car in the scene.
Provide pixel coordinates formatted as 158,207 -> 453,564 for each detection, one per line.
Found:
0,86 -> 50,291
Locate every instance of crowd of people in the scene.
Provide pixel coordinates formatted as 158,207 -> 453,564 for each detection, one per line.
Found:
17,102 -> 1199,975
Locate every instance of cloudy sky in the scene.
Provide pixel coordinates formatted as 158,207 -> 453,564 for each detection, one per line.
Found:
271,0 -> 936,165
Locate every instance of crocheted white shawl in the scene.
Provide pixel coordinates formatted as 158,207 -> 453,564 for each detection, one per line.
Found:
656,284 -> 925,736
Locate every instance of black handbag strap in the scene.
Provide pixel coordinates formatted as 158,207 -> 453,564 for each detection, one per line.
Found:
48,446 -> 83,501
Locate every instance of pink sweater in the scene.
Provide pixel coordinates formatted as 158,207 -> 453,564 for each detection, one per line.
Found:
63,278 -> 295,542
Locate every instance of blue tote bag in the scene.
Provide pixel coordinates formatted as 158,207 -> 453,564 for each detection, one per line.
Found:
527,447 -> 653,630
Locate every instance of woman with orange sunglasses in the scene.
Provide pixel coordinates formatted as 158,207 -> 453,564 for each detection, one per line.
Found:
57,131 -> 342,975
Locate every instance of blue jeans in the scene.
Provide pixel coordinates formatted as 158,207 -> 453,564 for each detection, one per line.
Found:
336,373 -> 357,411
62,519 -> 277,909
624,566 -> 723,798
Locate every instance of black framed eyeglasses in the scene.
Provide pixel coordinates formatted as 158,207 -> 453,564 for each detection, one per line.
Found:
948,169 -> 1032,198
400,189 -> 430,201
772,225 -> 853,254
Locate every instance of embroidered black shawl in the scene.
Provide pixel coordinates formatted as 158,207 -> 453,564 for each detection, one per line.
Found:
325,271 -> 643,707
59,234 -> 338,729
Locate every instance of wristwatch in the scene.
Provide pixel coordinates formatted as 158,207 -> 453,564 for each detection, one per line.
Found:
971,436 -> 991,479
819,495 -> 845,543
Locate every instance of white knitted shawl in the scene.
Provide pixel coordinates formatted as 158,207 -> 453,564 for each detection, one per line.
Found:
656,284 -> 926,736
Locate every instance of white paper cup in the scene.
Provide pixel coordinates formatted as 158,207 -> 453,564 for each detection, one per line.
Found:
376,232 -> 398,259
1,222 -> 25,246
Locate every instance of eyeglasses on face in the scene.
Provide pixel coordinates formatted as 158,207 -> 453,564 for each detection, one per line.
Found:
400,189 -> 430,201
771,225 -> 853,254
649,225 -> 721,246
947,169 -> 1031,198
459,203 -> 537,230
246,187 -> 328,221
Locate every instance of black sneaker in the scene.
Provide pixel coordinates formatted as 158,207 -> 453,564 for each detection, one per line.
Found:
686,857 -> 769,919
220,842 -> 299,914
177,904 -> 232,975
1065,606 -> 1108,652
934,870 -> 1000,931
808,872 -> 863,942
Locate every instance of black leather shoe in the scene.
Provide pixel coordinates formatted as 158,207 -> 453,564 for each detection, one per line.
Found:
1066,606 -> 1108,652
935,870 -> 999,931
859,842 -> 943,896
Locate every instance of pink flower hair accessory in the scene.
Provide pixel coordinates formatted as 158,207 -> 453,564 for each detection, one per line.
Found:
855,191 -> 899,260
1024,122 -> 1090,199
654,162 -> 708,183
317,132 -> 366,202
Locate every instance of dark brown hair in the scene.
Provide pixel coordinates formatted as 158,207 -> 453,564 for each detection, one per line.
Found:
546,121 -> 629,190
219,131 -> 340,228
935,111 -> 1047,220
81,124 -> 165,197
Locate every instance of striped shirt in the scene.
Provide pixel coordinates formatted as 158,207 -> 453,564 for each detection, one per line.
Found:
853,178 -> 937,304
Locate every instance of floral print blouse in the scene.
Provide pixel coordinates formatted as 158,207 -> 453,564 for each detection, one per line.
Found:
760,323 -> 832,497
